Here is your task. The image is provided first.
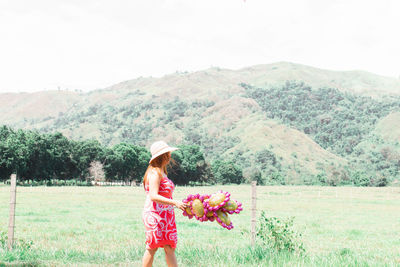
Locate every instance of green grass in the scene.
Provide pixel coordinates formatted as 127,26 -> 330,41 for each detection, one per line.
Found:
0,185 -> 399,266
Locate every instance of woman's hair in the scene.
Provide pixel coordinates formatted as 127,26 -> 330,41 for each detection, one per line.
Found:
142,152 -> 177,189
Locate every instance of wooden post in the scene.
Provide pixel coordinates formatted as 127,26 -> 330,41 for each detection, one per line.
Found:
251,181 -> 257,246
8,174 -> 17,250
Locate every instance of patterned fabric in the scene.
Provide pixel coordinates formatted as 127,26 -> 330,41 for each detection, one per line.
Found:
142,173 -> 177,249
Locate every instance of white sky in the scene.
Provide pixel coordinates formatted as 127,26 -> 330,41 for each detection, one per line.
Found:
0,0 -> 399,93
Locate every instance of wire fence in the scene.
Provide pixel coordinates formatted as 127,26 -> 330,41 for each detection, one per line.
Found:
2,179 -> 400,249
2,184 -> 399,216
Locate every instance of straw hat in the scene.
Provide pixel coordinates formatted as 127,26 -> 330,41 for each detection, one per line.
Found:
149,140 -> 179,163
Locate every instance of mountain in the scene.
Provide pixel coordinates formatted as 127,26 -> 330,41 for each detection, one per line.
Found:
2,62 -> 399,123
1,62 -> 399,184
237,62 -> 400,96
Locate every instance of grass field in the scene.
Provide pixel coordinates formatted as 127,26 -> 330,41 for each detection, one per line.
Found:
0,185 -> 399,266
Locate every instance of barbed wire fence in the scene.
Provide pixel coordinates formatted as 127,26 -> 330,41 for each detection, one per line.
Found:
2,175 -> 399,250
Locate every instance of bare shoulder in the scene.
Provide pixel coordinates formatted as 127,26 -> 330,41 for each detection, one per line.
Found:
148,167 -> 162,181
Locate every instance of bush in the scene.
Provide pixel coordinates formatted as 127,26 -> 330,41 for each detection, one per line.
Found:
266,171 -> 286,185
66,180 -> 77,186
256,211 -> 305,254
249,170 -> 264,185
14,179 -> 92,187
0,230 -> 34,250
349,170 -> 371,186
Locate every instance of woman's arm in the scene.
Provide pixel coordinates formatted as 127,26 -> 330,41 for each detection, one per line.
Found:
148,169 -> 188,210
148,169 -> 175,205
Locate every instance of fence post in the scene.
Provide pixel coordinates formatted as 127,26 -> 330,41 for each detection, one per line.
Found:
8,174 -> 17,250
251,181 -> 257,246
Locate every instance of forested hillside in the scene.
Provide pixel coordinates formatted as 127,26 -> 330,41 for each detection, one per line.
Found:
242,81 -> 400,185
1,62 -> 400,186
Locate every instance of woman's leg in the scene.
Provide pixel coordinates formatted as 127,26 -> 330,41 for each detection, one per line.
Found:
142,248 -> 158,267
164,245 -> 178,267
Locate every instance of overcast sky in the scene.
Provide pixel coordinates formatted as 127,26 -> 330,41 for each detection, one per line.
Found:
0,0 -> 399,93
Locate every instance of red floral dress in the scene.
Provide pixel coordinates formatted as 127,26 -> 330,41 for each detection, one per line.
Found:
142,174 -> 177,249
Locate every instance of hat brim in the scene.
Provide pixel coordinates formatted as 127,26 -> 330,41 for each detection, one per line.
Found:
149,147 -> 179,163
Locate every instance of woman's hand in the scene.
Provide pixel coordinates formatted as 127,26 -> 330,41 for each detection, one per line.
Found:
173,200 -> 189,211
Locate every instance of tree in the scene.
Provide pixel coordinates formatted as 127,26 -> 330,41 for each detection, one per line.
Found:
212,160 -> 244,184
168,144 -> 209,185
88,161 -> 106,185
71,139 -> 104,180
103,143 -> 150,182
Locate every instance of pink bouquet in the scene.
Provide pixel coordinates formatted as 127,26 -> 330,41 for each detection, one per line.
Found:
182,190 -> 243,230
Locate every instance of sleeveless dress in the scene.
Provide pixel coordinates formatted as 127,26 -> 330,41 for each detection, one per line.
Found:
142,174 -> 177,249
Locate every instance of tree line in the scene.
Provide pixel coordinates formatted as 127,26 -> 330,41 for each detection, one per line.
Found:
0,125 -> 245,185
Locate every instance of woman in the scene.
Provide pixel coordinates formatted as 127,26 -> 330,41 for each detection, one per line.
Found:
142,140 -> 188,267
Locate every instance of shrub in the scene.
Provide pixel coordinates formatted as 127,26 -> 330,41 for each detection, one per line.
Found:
0,230 -> 34,250
249,169 -> 264,185
256,211 -> 305,254
349,170 -> 371,186
266,171 -> 286,185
